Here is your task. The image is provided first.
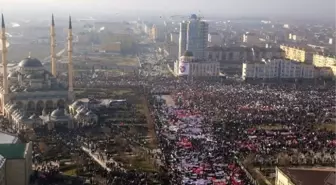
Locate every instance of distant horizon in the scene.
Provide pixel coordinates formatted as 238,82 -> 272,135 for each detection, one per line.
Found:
0,0 -> 334,22
2,10 -> 335,23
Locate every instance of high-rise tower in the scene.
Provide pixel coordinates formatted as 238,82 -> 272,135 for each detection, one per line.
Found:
50,14 -> 57,76
67,16 -> 74,101
178,14 -> 209,60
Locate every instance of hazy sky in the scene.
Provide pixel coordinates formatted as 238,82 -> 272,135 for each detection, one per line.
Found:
0,0 -> 335,19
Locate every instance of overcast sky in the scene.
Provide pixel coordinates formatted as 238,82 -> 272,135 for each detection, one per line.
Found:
0,0 -> 335,19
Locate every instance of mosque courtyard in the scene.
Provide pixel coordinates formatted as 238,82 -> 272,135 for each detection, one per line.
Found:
21,87 -> 162,184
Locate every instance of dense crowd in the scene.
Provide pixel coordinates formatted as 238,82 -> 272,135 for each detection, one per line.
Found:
149,81 -> 335,185
1,48 -> 334,185
42,66 -> 336,185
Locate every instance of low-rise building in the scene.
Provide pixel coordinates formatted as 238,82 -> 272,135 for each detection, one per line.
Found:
0,155 -> 5,185
275,167 -> 336,185
0,132 -> 32,185
242,59 -> 315,80
174,51 -> 219,77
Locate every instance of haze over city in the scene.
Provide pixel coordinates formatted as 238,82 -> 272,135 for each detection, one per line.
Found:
1,0 -> 335,20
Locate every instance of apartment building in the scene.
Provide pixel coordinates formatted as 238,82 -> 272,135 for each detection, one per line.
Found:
242,59 -> 315,80
206,46 -> 284,61
280,45 -> 307,62
312,54 -> 336,78
313,54 -> 336,67
205,46 -> 284,75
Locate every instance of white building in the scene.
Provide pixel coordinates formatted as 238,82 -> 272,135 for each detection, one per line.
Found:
242,59 -> 315,80
174,51 -> 219,77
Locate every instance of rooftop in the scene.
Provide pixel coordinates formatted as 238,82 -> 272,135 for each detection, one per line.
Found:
0,155 -> 5,168
0,131 -> 18,144
0,143 -> 27,159
280,167 -> 336,185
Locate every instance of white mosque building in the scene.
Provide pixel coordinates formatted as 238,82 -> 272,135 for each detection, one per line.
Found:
0,14 -> 76,131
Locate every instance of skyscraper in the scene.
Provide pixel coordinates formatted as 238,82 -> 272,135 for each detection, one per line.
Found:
178,14 -> 209,60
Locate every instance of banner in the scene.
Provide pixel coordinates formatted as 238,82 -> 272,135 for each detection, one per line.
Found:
179,62 -> 190,76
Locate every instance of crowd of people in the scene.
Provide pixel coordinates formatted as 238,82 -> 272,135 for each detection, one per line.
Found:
56,64 -> 336,185
1,46 -> 334,185
149,80 -> 335,185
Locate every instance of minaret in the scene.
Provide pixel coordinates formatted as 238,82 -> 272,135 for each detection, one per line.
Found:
1,14 -> 8,98
50,14 -> 57,76
67,16 -> 74,101
1,14 -> 9,114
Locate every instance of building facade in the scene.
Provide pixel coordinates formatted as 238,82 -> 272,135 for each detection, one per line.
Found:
178,14 -> 209,59
206,46 -> 284,62
174,51 -> 219,77
312,54 -> 336,78
205,46 -> 284,75
313,54 -> 336,67
242,59 -> 315,80
280,45 -> 306,62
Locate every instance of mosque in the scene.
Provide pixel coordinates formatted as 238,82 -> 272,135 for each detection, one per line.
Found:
0,14 -> 75,131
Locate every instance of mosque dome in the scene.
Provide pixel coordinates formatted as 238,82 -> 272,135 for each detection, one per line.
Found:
18,58 -> 43,68
51,108 -> 66,118
183,50 -> 193,57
